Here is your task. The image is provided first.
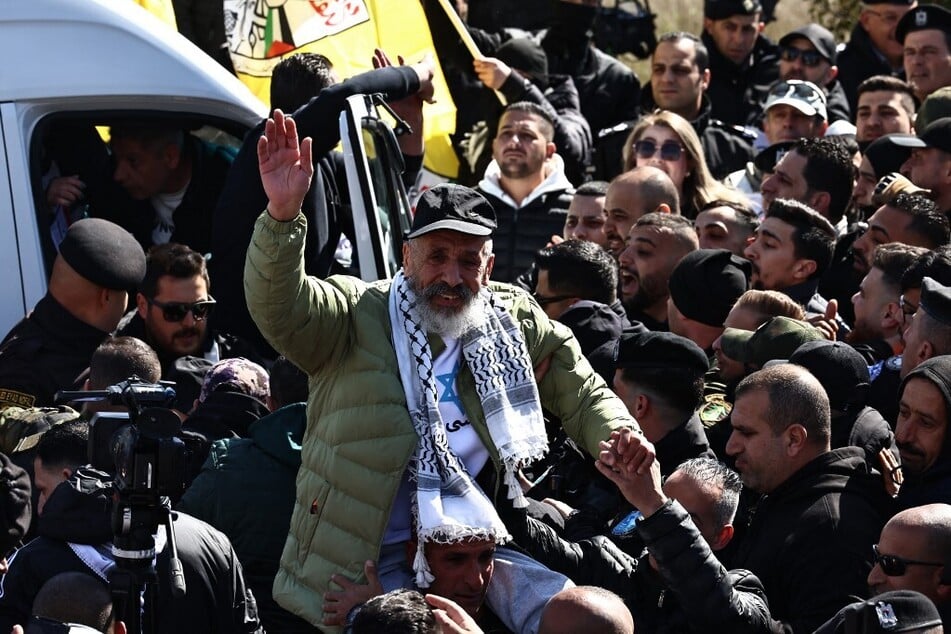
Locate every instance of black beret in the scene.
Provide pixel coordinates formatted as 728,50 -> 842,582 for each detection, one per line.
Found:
789,340 -> 870,412
407,184 -> 497,239
896,4 -> 951,44
0,452 -> 31,556
919,276 -> 951,327
845,591 -> 942,633
615,329 -> 709,377
668,249 -> 750,327
705,0 -> 762,19
58,218 -> 146,289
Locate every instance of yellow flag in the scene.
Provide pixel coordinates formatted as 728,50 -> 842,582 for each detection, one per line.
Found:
225,0 -> 459,179
135,0 -> 177,29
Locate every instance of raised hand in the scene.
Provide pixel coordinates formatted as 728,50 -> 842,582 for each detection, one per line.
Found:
473,57 -> 512,91
427,594 -> 485,634
257,109 -> 314,221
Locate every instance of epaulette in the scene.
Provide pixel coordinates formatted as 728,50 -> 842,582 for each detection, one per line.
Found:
699,392 -> 733,427
709,119 -> 759,142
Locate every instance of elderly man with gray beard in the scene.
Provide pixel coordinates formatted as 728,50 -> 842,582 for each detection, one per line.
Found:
244,110 -> 651,633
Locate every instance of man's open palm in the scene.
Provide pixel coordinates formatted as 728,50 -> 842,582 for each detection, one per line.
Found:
257,109 -> 314,221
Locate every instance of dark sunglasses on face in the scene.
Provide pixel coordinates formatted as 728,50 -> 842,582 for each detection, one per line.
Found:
533,293 -> 573,306
872,544 -> 944,576
768,80 -> 826,105
779,45 -> 826,67
148,296 -> 216,322
634,139 -> 684,162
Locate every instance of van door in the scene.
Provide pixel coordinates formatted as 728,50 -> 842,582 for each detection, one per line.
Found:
340,94 -> 413,281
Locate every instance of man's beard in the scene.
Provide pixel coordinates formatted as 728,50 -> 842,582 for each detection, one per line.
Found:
411,279 -> 485,339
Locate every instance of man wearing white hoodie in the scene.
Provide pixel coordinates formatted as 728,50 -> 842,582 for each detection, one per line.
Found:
477,101 -> 575,282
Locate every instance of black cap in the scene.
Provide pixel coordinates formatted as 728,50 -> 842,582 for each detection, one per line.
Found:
896,4 -> 951,44
753,141 -> 797,173
0,453 -> 30,556
407,184 -> 497,239
847,591 -> 943,633
789,340 -> 870,412
862,135 -> 913,179
668,249 -> 750,327
615,329 -> 709,376
58,218 -> 146,290
779,23 -> 837,63
704,0 -> 762,19
919,276 -> 951,326
496,37 -> 549,89
890,118 -> 951,154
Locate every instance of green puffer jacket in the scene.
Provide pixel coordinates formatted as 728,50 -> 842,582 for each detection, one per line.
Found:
244,211 -> 635,628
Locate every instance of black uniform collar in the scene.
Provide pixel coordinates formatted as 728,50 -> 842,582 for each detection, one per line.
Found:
31,294 -> 109,347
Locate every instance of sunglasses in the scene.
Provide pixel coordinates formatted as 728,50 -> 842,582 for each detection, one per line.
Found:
634,139 -> 684,162
872,545 -> 943,576
779,45 -> 826,68
768,80 -> 827,105
147,296 -> 216,322
533,293 -> 573,306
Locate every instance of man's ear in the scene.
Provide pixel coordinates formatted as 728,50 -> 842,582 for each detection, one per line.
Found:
402,241 -> 413,270
785,424 -> 809,456
703,17 -> 714,34
136,292 -> 149,319
791,259 -> 818,283
483,252 -> 495,285
825,65 -> 839,83
545,141 -> 556,160
700,68 -> 711,92
809,191 -> 831,217
882,301 -> 902,333
634,393 -> 650,420
163,143 -> 181,170
711,523 -> 734,551
655,203 -> 672,215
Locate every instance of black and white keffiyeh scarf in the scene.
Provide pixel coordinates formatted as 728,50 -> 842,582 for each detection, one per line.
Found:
388,271 -> 548,587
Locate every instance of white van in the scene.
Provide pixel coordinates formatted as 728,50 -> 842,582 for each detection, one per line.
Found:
0,0 -> 408,336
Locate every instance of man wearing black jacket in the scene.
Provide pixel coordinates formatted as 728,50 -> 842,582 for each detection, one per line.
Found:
725,364 -> 893,633
504,453 -> 778,633
210,54 -> 434,356
701,0 -> 779,128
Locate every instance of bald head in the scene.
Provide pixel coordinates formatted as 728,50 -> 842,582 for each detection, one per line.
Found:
538,586 -> 634,634
612,166 -> 681,217
888,504 -> 951,560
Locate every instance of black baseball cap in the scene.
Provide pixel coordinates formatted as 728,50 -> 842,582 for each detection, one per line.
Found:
407,184 -> 497,239
896,4 -> 951,44
779,24 -> 837,63
919,275 -> 951,326
668,249 -> 750,328
890,118 -> 951,154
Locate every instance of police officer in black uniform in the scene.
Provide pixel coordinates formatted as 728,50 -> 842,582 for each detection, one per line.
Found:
0,218 -> 146,410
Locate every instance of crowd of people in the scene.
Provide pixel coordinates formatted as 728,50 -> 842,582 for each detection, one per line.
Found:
1,0 -> 951,631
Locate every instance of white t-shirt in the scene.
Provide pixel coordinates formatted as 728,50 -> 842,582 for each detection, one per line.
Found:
150,182 -> 188,245
384,337 -> 490,545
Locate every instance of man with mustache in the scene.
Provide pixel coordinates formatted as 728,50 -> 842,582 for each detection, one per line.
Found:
245,111 -> 649,632
895,356 -> 951,509
618,213 -> 697,331
117,243 -> 258,385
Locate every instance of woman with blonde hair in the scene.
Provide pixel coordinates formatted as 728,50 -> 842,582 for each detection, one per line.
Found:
623,110 -> 746,218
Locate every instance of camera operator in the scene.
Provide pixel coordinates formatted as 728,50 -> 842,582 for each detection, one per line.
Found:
0,419 -> 263,633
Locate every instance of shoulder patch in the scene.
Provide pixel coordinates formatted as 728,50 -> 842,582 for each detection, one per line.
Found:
0,391 -> 36,410
699,393 -> 732,426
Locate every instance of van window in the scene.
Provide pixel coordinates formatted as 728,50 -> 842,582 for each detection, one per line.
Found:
30,113 -> 247,277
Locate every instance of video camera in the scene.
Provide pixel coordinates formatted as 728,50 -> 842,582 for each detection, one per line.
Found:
594,0 -> 657,60
56,378 -> 189,634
